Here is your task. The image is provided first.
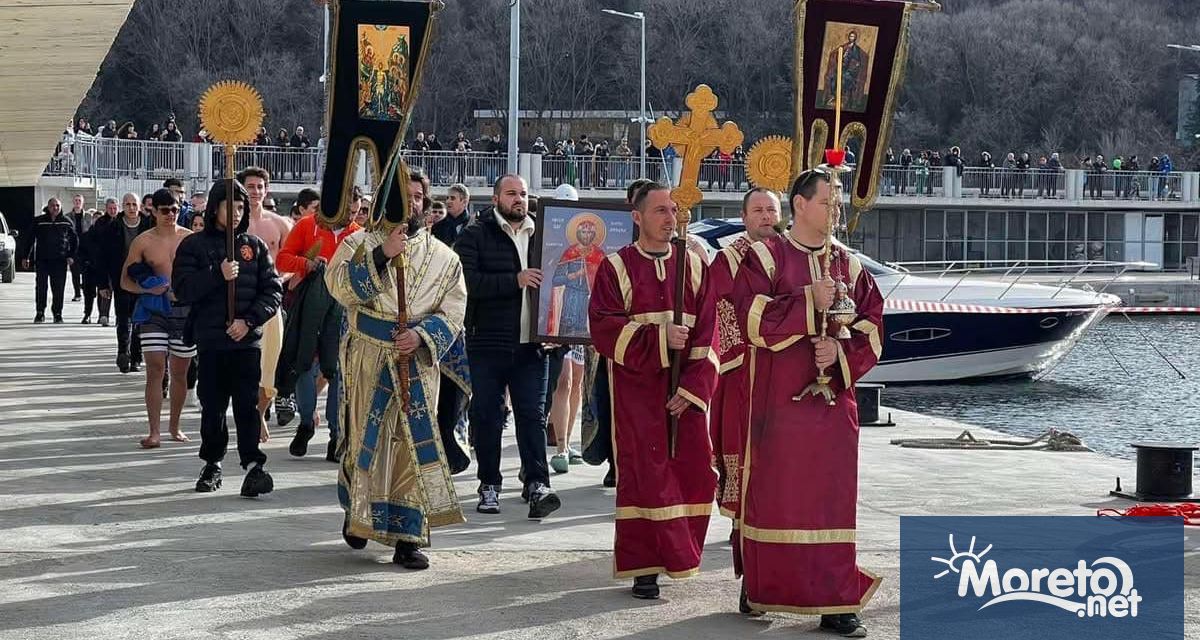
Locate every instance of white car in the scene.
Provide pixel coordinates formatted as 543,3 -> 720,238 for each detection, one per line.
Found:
0,211 -> 16,283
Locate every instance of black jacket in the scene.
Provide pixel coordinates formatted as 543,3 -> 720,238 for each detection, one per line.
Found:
275,265 -> 341,396
96,214 -> 153,291
431,211 -> 471,248
80,215 -> 115,286
172,205 -> 282,352
25,210 -> 77,264
454,210 -> 532,352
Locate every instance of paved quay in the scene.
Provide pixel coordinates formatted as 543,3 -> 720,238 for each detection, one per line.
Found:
0,273 -> 1196,639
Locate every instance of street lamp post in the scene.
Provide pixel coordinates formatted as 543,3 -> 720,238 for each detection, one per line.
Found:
508,0 -> 520,174
602,9 -> 646,179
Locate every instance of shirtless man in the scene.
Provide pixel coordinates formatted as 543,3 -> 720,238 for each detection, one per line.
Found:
120,188 -> 194,448
236,166 -> 292,441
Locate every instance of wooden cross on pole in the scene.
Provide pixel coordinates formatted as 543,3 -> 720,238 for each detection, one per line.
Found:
647,84 -> 741,458
648,84 -> 743,224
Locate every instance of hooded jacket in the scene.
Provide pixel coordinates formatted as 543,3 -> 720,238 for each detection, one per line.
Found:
171,182 -> 282,351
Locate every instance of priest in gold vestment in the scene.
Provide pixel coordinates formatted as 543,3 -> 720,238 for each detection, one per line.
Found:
326,167 -> 469,570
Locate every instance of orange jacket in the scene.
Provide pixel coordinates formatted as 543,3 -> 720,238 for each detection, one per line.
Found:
276,214 -> 361,278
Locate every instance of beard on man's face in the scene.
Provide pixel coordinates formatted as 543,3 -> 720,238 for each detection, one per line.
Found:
405,209 -> 428,235
496,199 -> 526,223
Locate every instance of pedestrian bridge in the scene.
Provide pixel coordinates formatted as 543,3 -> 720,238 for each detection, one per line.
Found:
0,0 -> 134,187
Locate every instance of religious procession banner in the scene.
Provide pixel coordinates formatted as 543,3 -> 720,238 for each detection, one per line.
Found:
792,0 -> 915,211
319,0 -> 439,229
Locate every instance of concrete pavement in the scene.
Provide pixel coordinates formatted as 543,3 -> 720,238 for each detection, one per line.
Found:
0,272 -> 1195,639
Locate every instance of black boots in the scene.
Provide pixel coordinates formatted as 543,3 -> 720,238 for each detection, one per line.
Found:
393,541 -> 429,570
632,574 -> 660,599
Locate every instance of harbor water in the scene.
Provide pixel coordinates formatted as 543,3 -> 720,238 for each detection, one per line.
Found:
885,315 -> 1200,459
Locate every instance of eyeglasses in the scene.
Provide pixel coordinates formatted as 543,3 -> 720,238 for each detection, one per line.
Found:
156,205 -> 180,215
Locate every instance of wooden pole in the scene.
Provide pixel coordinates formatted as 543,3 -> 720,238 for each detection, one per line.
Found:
394,251 -> 412,413
667,210 -> 688,459
225,145 -> 236,325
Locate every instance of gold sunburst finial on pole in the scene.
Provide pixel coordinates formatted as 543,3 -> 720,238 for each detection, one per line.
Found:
199,81 -> 265,146
198,80 -> 265,325
746,136 -> 794,193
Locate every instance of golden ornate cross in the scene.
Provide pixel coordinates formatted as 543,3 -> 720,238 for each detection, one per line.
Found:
648,84 -> 743,222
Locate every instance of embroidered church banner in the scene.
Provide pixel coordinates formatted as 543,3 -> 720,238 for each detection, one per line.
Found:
319,0 -> 437,229
793,0 -> 913,211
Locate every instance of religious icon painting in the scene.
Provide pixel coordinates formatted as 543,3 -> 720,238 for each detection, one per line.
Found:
357,25 -> 411,121
530,200 -> 638,345
815,22 -> 878,113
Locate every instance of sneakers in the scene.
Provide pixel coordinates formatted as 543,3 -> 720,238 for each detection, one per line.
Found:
289,423 -> 315,457
53,315 -> 63,324
476,484 -> 501,514
72,293 -> 82,302
116,353 -> 130,374
129,360 -> 142,372
326,437 -> 338,463
550,453 -> 569,474
526,482 -> 561,519
99,315 -> 110,327
819,614 -> 867,638
632,574 -> 660,599
275,395 -> 296,427
567,446 -> 584,465
240,465 -> 274,498
195,463 -> 222,492
392,541 -> 429,570
81,316 -> 91,325
342,517 -> 368,550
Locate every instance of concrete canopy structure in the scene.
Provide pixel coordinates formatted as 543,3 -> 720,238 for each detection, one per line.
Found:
0,0 -> 134,187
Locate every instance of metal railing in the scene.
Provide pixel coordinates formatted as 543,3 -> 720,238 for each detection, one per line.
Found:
960,166 -> 1067,199
878,165 -> 945,197
41,137 -> 1197,205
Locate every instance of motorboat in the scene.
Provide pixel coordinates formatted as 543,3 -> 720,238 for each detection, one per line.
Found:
689,218 -> 1129,383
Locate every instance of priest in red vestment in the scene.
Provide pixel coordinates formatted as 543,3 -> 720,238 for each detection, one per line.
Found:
709,188 -> 782,537
588,183 -> 719,600
729,169 -> 884,638
705,186 -> 782,578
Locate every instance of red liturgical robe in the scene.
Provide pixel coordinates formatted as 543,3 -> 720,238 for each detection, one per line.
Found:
730,234 -> 885,614
589,243 -> 719,579
708,235 -> 753,528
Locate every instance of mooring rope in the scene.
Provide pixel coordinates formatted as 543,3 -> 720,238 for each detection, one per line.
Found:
890,429 -> 1092,452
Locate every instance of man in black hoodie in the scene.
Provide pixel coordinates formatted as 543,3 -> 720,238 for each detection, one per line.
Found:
172,180 -> 282,497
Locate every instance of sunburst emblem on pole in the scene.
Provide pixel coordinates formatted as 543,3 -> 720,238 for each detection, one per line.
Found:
198,81 -> 265,145
746,135 -> 794,193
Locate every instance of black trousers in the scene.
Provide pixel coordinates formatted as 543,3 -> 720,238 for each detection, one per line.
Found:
34,260 -> 68,317
114,290 -> 141,364
197,348 -> 267,469
468,344 -> 550,488
69,261 -> 82,297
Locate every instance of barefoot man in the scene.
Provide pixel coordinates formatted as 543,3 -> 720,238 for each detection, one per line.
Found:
237,167 -> 292,442
120,188 -> 195,448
